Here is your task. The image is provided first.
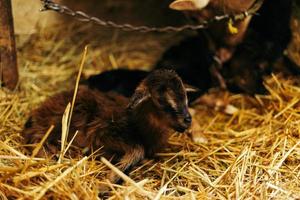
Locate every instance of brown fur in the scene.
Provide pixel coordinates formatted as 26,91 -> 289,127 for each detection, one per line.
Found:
22,69 -> 192,185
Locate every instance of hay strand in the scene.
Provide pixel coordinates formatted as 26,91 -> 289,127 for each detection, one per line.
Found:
34,156 -> 88,200
58,46 -> 88,162
101,157 -> 154,198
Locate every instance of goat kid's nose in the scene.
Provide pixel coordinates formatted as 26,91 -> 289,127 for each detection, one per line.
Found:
184,114 -> 192,124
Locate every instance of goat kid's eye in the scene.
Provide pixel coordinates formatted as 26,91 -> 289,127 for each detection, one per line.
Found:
173,109 -> 181,115
163,105 -> 179,115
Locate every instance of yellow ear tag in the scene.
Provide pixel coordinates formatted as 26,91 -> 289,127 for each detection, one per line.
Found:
228,19 -> 238,34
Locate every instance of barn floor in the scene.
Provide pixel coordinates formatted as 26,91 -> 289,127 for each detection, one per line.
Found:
1,7 -> 300,199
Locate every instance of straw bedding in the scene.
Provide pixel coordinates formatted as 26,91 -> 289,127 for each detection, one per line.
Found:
1,14 -> 300,200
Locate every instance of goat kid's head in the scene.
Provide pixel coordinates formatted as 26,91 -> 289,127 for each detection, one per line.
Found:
169,0 -> 256,47
128,69 -> 197,133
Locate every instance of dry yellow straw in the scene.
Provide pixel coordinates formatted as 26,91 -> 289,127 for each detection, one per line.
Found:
59,103 -> 71,163
0,141 -> 28,159
100,157 -> 154,198
22,125 -> 55,173
268,140 -> 300,176
153,162 -> 189,200
58,46 -> 88,163
34,156 -> 88,200
31,125 -> 55,158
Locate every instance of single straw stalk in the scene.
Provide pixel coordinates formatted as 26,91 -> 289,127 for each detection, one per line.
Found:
58,46 -> 88,163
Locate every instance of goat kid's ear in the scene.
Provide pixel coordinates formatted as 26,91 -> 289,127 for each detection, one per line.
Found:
127,89 -> 151,109
169,0 -> 210,11
184,84 -> 200,93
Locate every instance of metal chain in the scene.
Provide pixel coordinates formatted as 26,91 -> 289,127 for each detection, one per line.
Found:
40,0 -> 264,33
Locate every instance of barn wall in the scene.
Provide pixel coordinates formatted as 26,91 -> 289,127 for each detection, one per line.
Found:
12,0 -> 184,36
12,0 -> 59,35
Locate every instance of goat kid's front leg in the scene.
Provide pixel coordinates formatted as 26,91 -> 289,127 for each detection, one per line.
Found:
100,145 -> 145,194
108,146 -> 145,183
188,108 -> 208,145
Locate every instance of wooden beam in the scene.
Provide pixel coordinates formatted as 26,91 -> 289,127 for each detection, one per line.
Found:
0,0 -> 18,90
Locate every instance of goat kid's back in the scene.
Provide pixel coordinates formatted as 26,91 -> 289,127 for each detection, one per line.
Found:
23,86 -> 128,156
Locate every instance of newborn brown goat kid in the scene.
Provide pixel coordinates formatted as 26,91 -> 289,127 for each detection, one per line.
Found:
23,69 -> 192,183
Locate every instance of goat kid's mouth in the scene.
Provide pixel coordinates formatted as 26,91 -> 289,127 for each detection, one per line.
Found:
173,121 -> 191,133
171,109 -> 192,133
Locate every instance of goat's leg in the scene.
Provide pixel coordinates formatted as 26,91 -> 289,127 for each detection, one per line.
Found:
209,62 -> 227,90
188,108 -> 208,144
108,145 -> 145,184
98,146 -> 145,196
190,120 -> 209,145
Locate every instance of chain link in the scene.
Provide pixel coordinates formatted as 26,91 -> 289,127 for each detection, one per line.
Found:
40,0 -> 264,33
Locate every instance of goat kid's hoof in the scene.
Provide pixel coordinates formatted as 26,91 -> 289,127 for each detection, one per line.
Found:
191,131 -> 208,144
98,185 -> 111,199
188,120 -> 208,145
223,104 -> 238,115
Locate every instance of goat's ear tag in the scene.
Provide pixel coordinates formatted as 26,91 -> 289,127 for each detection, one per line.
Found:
169,0 -> 209,11
228,19 -> 239,34
184,84 -> 199,93
127,90 -> 151,109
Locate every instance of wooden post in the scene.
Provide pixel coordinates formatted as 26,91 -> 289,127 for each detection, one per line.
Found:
0,0 -> 18,90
